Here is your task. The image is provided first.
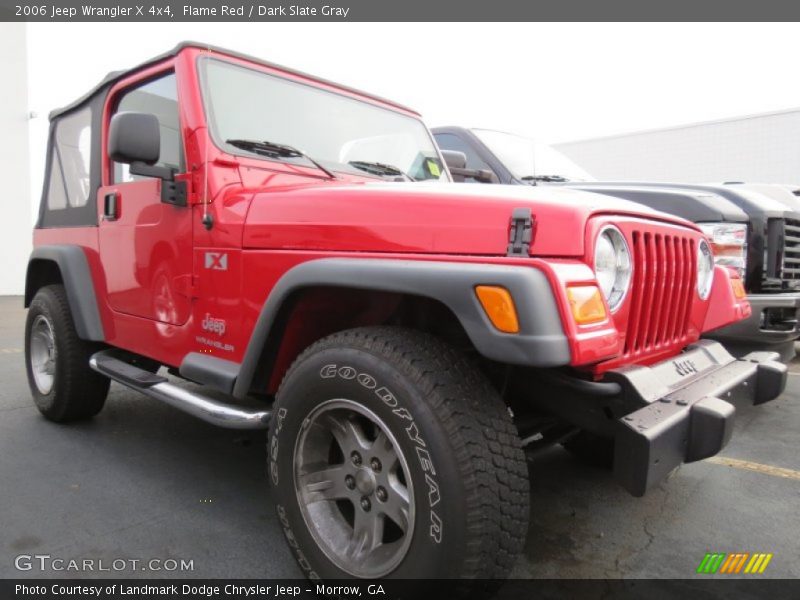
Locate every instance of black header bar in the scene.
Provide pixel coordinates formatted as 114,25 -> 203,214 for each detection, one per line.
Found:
2,0 -> 800,21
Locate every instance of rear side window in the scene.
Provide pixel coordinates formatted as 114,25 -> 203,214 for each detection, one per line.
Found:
112,72 -> 182,183
47,106 -> 92,210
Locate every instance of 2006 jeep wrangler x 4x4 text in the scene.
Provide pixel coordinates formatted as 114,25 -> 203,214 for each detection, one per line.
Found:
25,43 -> 787,583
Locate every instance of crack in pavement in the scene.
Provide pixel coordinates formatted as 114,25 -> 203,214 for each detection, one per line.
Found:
605,469 -> 675,578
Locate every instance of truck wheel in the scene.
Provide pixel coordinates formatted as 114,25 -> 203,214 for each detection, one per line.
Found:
25,285 -> 109,422
268,327 -> 529,581
561,431 -> 614,469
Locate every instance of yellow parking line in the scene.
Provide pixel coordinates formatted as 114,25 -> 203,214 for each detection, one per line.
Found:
0,348 -> 22,353
707,456 -> 800,482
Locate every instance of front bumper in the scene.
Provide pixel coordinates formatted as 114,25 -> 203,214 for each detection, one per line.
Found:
705,292 -> 800,361
606,340 -> 786,496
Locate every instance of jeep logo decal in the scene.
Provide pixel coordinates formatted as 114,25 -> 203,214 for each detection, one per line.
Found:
205,252 -> 228,271
201,313 -> 226,336
674,359 -> 699,377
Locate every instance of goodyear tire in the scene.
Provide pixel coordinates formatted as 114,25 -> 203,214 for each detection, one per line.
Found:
25,284 -> 109,422
268,327 -> 529,582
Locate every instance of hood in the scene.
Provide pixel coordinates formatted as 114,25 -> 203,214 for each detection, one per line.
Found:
721,183 -> 800,214
584,181 -> 800,220
567,184 -> 748,223
242,181 -> 698,257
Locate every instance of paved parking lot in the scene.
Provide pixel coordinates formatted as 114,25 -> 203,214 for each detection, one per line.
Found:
1,296 -> 798,579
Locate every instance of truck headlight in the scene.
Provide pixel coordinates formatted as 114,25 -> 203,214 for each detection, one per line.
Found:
697,239 -> 715,300
594,226 -> 632,312
697,222 -> 748,278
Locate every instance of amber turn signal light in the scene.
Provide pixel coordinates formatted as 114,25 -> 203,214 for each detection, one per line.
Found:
567,286 -> 608,325
731,278 -> 746,300
475,286 -> 520,334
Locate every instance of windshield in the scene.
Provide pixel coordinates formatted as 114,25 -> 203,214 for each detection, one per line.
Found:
472,129 -> 595,183
199,58 -> 446,181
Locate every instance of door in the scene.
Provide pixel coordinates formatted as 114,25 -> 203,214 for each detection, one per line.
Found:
98,70 -> 193,325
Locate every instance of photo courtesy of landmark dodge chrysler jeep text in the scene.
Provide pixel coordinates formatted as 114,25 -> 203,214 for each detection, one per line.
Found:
24,42 -> 787,584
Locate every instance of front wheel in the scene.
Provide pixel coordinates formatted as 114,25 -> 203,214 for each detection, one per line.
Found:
268,327 -> 529,581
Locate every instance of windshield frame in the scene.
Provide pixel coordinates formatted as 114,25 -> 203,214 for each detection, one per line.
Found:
195,55 -> 449,182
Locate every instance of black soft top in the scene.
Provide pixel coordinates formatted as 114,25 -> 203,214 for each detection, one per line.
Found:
50,40 -> 418,120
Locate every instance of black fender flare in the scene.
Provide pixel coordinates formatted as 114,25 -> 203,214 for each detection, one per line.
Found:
231,258 -> 570,398
25,245 -> 105,342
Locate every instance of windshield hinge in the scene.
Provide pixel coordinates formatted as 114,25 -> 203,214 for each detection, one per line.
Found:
507,208 -> 534,257
162,176 -> 188,207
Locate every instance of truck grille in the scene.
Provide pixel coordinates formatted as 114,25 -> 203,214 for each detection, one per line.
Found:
623,231 -> 696,358
762,218 -> 800,290
781,218 -> 800,281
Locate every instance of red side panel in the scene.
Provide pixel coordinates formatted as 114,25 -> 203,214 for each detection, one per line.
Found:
703,268 -> 752,332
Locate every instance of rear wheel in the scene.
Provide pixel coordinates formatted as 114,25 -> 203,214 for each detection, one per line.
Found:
268,326 -> 529,582
25,285 -> 109,422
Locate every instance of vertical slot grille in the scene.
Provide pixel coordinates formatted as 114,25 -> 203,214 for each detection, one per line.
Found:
623,231 -> 696,358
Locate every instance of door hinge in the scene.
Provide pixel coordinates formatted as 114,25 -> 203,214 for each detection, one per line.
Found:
507,208 -> 534,257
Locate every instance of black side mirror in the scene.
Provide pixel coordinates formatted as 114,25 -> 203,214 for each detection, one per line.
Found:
469,169 -> 498,183
441,150 -> 467,170
440,150 -> 497,183
109,112 -> 160,166
108,111 -> 186,206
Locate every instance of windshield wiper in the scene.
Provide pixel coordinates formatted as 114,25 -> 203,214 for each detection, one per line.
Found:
348,161 -> 414,181
225,139 -> 337,179
520,174 -> 569,183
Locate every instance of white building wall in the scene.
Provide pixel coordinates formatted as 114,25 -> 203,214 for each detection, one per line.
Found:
555,109 -> 800,185
0,23 -> 31,296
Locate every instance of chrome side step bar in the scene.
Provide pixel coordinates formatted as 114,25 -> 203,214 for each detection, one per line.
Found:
89,351 -> 270,430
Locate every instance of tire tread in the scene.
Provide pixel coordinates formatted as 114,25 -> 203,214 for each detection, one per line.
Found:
279,326 -> 529,580
25,284 -> 109,421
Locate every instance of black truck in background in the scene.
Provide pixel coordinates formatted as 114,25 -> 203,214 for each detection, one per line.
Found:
433,126 -> 800,360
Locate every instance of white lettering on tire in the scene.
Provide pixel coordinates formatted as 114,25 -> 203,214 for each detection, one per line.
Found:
276,504 -> 320,580
270,408 -> 287,485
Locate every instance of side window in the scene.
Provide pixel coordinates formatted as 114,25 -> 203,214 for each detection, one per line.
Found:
47,106 -> 92,210
434,133 -> 495,183
112,72 -> 182,183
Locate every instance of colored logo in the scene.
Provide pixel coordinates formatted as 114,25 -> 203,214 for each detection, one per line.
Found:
697,552 -> 773,574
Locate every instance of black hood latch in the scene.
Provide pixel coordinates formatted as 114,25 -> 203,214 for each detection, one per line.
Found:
507,208 -> 534,257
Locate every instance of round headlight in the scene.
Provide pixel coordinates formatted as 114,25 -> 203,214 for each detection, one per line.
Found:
594,226 -> 632,312
697,239 -> 715,300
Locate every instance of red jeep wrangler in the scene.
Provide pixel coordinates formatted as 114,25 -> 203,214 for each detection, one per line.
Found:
25,42 -> 786,582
